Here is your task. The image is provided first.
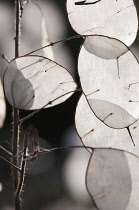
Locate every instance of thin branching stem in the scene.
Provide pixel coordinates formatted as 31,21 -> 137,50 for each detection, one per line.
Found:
15,130 -> 28,204
0,156 -> 21,172
20,88 -> 82,123
29,145 -> 136,158
13,0 -> 21,209
38,145 -> 93,154
0,53 -> 10,64
0,145 -> 12,156
23,34 -> 84,56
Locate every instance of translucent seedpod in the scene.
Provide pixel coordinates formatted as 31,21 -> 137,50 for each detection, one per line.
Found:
75,94 -> 139,154
4,56 -> 77,110
86,148 -> 139,210
67,0 -> 138,46
78,37 -> 139,129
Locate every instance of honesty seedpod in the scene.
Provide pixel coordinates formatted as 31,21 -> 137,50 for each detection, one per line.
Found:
67,0 -> 138,46
83,35 -> 128,60
78,38 -> 139,129
1,0 -> 139,209
4,56 -> 77,110
75,94 -> 139,154
86,148 -> 139,210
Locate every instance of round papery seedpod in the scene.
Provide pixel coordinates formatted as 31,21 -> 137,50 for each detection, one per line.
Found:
4,56 -> 77,110
83,35 -> 128,60
78,41 -> 139,129
75,94 -> 139,155
0,79 -> 6,128
86,148 -> 139,210
67,0 -> 138,46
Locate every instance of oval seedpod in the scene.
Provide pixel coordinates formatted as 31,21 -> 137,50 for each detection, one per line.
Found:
4,56 -> 77,110
83,35 -> 128,59
86,148 -> 139,210
78,41 -> 139,129
75,94 -> 139,155
67,0 -> 138,46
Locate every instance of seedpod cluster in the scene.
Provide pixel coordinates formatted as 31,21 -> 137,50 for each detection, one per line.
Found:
67,0 -> 139,209
0,0 -> 139,209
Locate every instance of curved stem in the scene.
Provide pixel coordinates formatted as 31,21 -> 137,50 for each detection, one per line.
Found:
23,34 -> 84,56
38,145 -> 93,154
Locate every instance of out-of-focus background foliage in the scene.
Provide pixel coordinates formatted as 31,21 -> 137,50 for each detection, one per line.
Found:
0,0 -> 139,209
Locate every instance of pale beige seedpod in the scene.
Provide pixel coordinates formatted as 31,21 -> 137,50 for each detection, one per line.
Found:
86,148 -> 139,210
4,56 -> 77,110
78,40 -> 139,129
67,0 -> 138,46
83,35 -> 128,59
75,94 -> 139,155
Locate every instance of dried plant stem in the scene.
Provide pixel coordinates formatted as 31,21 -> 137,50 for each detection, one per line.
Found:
13,108 -> 20,188
15,131 -> 28,204
24,34 -> 84,56
20,88 -> 82,123
13,0 -> 21,209
37,145 -> 93,154
0,145 -> 12,156
0,156 -> 21,172
30,146 -> 139,160
0,53 -> 10,64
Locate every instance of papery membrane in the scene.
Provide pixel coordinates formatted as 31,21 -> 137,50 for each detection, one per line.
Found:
4,56 -> 77,110
75,95 -> 139,155
84,35 -> 128,59
86,148 -> 139,210
78,42 -> 139,128
67,0 -> 138,46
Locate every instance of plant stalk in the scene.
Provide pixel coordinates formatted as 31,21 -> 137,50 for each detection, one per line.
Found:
13,0 -> 20,209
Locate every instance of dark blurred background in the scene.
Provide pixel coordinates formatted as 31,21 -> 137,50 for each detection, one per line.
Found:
0,0 -> 139,209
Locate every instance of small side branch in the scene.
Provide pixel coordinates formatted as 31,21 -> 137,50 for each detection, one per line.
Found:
0,156 -> 21,172
33,145 -> 94,156
127,127 -> 135,146
0,145 -> 12,156
20,88 -> 82,123
0,53 -> 10,64
24,35 -> 84,56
